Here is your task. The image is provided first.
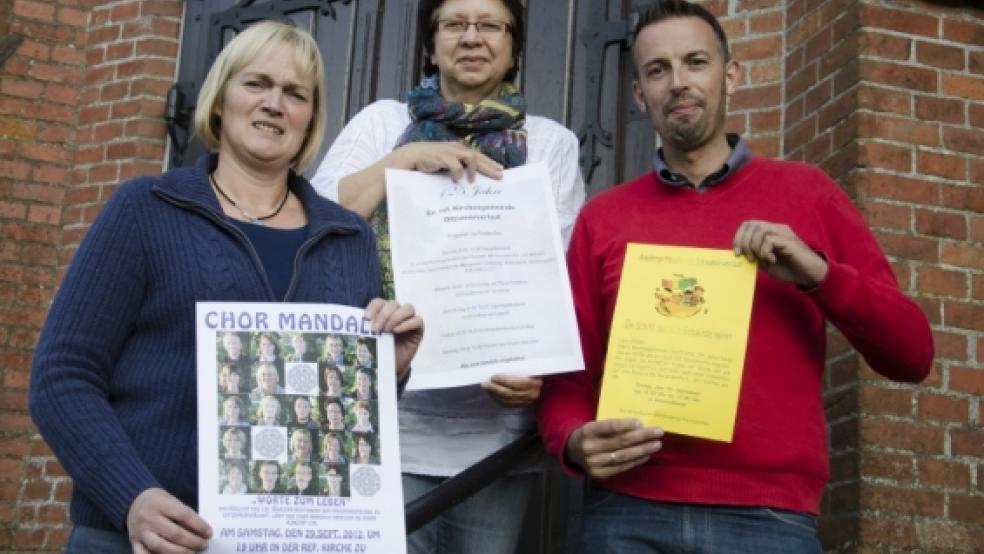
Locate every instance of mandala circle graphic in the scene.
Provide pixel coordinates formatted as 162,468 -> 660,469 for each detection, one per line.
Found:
287,363 -> 318,394
254,428 -> 286,459
351,466 -> 381,496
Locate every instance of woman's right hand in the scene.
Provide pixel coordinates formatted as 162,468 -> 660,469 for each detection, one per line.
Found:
127,488 -> 212,553
393,141 -> 504,182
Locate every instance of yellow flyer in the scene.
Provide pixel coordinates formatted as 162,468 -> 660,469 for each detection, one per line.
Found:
597,243 -> 756,442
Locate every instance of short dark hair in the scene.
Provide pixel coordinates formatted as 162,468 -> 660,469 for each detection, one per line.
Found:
634,0 -> 730,61
417,0 -> 525,83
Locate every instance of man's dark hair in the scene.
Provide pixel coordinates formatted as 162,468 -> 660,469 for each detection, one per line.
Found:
634,0 -> 731,61
417,0 -> 525,83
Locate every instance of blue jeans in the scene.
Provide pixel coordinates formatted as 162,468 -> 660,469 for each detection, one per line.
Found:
403,472 -> 536,554
64,525 -> 132,553
580,488 -> 821,554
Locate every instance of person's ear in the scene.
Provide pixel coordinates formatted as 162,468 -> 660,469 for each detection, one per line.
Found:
724,58 -> 743,96
632,80 -> 648,113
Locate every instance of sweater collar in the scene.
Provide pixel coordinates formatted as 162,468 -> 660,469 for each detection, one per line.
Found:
652,133 -> 750,191
155,154 -> 363,236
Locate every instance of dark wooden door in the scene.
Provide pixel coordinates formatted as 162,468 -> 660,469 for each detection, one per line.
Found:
169,0 -> 652,198
169,1 -> 652,551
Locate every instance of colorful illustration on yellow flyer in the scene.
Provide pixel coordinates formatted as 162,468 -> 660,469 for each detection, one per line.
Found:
655,274 -> 706,318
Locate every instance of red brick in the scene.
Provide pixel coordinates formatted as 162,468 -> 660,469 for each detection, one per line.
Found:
747,60 -> 781,85
12,528 -> 45,549
950,495 -> 984,525
0,118 -> 36,142
974,273 -> 984,301
859,141 -> 910,172
914,208 -> 966,240
950,366 -> 984,395
11,182 -> 62,204
915,41 -> 966,70
942,18 -> 984,46
13,0 -> 55,22
861,483 -> 944,517
860,451 -> 914,482
750,11 -> 782,33
733,36 -> 782,61
803,78 -> 832,115
860,385 -> 912,417
833,55 -> 860,96
57,6 -> 86,27
872,231 -> 938,262
972,216 -> 984,244
117,58 -> 176,79
87,24 -> 121,45
136,38 -> 179,58
16,39 -> 49,61
863,201 -> 910,232
18,143 -> 68,164
917,458 -> 971,489
818,91 -> 857,131
860,60 -> 938,93
110,2 -> 140,22
970,49 -> 984,75
971,103 -> 984,128
804,133 -> 832,166
917,392 -> 968,423
51,45 -> 84,66
141,0 -> 184,18
915,521 -> 974,551
857,85 -> 910,116
943,300 -> 984,331
860,5 -> 938,38
856,514 -> 917,544
917,266 -> 967,297
859,113 -> 939,147
944,127 -> 984,156
106,41 -> 134,61
860,419 -> 944,453
943,73 -> 984,101
749,109 -> 780,133
44,83 -> 78,106
27,204 -> 60,225
942,184 -> 984,213
858,31 -> 911,60
916,150 -> 966,181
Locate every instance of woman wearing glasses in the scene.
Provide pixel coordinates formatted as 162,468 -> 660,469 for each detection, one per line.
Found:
312,0 -> 584,551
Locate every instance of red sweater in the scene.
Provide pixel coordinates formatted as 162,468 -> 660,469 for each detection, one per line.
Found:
538,157 -> 933,514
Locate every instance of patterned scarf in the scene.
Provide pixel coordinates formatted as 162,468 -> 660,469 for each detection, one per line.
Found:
372,77 -> 529,299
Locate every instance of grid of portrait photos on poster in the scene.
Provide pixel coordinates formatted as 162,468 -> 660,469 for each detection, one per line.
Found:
217,331 -> 380,497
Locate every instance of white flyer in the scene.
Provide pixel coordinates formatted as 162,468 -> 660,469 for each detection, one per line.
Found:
196,302 -> 406,554
386,162 -> 584,390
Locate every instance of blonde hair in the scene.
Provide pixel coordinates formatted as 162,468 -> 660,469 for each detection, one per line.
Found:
193,20 -> 327,171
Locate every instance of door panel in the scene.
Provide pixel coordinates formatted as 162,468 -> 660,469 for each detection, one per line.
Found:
169,0 -> 652,196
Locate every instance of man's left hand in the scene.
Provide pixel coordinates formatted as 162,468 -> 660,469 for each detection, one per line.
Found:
732,220 -> 828,288
481,374 -> 542,407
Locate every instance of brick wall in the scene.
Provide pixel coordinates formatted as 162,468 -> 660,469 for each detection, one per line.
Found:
0,0 -> 980,552
781,0 -> 984,551
0,0 -> 182,550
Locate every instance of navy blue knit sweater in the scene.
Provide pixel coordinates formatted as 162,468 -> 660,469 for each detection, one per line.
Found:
29,155 -> 381,532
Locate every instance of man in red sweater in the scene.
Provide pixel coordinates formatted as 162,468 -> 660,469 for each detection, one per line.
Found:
537,1 -> 934,551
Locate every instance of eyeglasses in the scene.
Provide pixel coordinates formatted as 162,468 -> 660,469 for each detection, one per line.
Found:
437,19 -> 511,37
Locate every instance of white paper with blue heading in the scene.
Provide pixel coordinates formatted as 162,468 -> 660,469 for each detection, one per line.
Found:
386,162 -> 584,390
196,302 -> 405,554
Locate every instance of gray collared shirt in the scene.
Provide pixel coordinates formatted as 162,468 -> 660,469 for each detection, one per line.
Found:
652,133 -> 751,191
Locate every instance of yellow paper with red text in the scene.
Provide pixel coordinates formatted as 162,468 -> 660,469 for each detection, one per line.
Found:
597,244 -> 756,442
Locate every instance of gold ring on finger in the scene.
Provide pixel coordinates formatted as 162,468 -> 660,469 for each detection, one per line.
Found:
609,451 -> 618,465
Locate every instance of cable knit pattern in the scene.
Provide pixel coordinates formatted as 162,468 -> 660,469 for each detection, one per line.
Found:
29,154 -> 380,532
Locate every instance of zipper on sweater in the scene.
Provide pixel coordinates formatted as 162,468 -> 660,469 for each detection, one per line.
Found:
283,227 -> 336,301
156,191 -> 349,302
